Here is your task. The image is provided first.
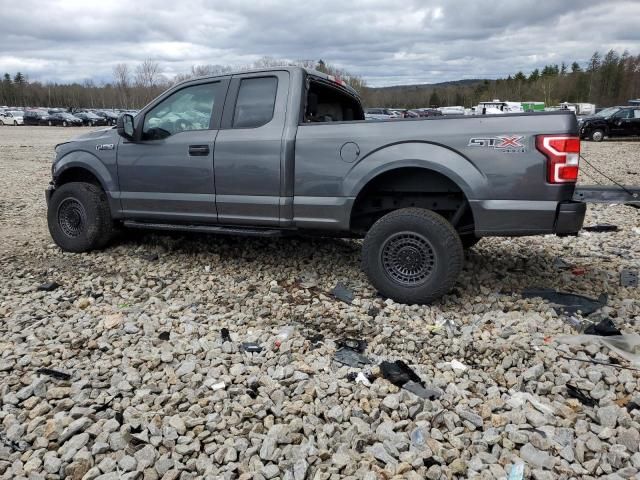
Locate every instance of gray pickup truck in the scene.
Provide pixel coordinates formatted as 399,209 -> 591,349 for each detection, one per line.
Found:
46,66 -> 586,304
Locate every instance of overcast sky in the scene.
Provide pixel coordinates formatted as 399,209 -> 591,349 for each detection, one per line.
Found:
1,0 -> 639,87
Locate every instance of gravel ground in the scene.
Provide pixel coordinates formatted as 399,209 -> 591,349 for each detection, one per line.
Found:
0,126 -> 639,480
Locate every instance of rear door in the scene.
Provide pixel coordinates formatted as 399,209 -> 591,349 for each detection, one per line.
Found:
610,108 -> 633,136
213,71 -> 287,226
117,78 -> 229,223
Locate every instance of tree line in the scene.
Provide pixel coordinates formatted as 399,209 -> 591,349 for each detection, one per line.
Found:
0,50 -> 638,110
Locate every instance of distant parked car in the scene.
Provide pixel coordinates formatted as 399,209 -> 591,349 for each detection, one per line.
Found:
364,108 -> 400,120
48,112 -> 83,127
23,110 -> 51,126
73,111 -> 107,126
0,110 -> 24,125
416,108 -> 443,117
579,106 -> 640,141
95,110 -> 119,125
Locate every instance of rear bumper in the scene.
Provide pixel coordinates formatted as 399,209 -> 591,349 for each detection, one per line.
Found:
470,199 -> 586,236
554,201 -> 586,235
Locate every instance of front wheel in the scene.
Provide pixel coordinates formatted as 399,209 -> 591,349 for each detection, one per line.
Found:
591,129 -> 604,142
47,182 -> 115,252
362,208 -> 464,304
14,121 -> 17,126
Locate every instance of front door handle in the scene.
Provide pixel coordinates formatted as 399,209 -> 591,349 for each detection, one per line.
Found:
189,145 -> 210,156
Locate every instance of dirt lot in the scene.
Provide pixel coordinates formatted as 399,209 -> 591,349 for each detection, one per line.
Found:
0,126 -> 639,479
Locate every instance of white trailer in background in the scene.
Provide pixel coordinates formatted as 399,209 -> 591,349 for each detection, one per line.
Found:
438,106 -> 465,115
473,100 -> 523,115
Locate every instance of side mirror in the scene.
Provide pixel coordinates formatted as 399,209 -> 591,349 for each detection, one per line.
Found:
117,114 -> 135,140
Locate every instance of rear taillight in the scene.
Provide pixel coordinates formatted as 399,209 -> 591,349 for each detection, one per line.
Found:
536,135 -> 580,183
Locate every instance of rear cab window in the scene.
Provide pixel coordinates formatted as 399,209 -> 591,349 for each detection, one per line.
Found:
302,75 -> 364,123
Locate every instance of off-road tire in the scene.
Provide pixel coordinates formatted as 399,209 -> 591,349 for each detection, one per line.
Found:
47,182 -> 115,252
591,129 -> 604,142
460,234 -> 481,249
362,208 -> 464,304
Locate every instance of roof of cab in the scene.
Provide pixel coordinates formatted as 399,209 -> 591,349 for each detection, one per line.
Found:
179,66 -> 359,97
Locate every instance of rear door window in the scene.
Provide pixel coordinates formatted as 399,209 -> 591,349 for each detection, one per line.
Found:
233,77 -> 278,128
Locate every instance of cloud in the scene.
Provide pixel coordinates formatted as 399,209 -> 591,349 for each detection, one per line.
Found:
0,0 -> 638,86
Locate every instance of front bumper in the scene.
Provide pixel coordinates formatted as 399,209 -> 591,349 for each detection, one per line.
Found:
45,185 -> 54,206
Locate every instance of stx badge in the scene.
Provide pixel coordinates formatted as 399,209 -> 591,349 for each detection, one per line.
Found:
468,135 -> 526,153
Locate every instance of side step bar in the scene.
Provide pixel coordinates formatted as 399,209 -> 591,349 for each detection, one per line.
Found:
573,185 -> 640,207
123,221 -> 285,237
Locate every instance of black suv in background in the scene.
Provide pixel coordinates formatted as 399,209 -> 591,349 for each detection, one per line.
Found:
95,110 -> 119,125
73,111 -> 107,126
48,112 -> 83,127
23,110 -> 51,125
579,106 -> 640,141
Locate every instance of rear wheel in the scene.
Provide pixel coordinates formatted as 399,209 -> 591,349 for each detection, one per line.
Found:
62,121 -> 68,127
13,121 -> 17,126
47,182 -> 115,252
362,208 -> 463,304
591,129 -> 604,142
48,120 -> 52,126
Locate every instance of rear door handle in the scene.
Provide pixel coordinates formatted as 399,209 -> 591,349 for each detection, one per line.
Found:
189,145 -> 210,156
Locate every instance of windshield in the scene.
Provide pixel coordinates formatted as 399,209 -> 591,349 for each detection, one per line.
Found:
595,107 -> 620,118
9,111 -> 23,116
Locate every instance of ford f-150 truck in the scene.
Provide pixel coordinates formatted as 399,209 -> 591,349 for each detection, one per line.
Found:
46,66 -> 586,304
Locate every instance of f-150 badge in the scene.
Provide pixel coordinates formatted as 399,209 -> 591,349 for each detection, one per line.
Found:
468,135 -> 525,152
95,144 -> 115,151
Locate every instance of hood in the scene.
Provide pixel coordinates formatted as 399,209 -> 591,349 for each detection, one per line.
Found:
579,115 -> 604,123
70,126 -> 116,141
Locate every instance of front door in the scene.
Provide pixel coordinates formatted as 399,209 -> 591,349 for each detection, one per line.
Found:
117,79 -> 229,223
213,72 -> 288,226
609,109 -> 633,136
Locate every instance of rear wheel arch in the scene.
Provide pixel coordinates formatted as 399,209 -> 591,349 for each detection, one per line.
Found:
349,166 -> 476,235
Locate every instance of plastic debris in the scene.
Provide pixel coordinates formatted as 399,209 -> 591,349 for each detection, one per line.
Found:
584,318 -> 622,337
566,385 -> 597,407
331,283 -> 354,304
557,334 -> 640,367
274,325 -> 295,348
241,342 -> 263,353
346,371 -> 374,386
450,359 -> 467,371
158,332 -> 170,341
557,354 -> 640,372
522,288 -> 607,315
221,328 -> 232,343
583,224 -> 618,232
402,380 -> 442,400
571,267 -> 587,276
410,427 -> 427,448
507,461 -> 525,480
36,368 -> 71,381
621,270 -> 638,287
507,391 -> 554,415
337,338 -> 367,353
380,360 -> 442,399
553,257 -> 571,269
37,281 -> 60,291
210,382 -> 226,391
334,348 -> 372,367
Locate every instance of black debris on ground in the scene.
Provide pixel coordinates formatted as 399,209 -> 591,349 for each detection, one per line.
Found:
522,288 -> 607,316
584,318 -> 622,337
583,224 -> 619,232
566,385 -> 598,407
331,282 -> 354,304
37,281 -> 60,291
36,368 -> 71,381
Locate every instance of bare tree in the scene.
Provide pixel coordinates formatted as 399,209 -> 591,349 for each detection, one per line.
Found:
113,63 -> 131,108
135,59 -> 162,88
